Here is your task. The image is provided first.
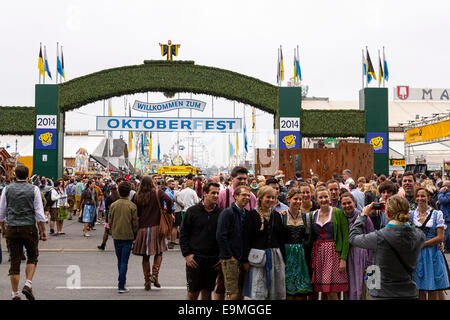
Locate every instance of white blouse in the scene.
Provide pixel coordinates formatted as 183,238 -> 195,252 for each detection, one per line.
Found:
412,207 -> 446,229
314,208 -> 333,227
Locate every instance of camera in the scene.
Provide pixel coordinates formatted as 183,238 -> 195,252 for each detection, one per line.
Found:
373,202 -> 385,211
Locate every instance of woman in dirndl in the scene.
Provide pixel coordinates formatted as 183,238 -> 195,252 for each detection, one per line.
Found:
282,187 -> 313,299
411,187 -> 450,300
78,180 -> 98,237
242,185 -> 286,300
132,175 -> 174,290
309,186 -> 349,300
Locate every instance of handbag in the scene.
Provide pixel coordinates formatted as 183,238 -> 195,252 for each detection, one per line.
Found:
156,190 -> 174,238
248,248 -> 266,267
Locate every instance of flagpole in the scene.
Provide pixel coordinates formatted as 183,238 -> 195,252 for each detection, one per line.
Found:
177,93 -> 180,157
362,49 -> 365,89
233,101 -> 236,166
39,43 -> 41,84
107,99 -> 111,174
252,107 -> 255,170
365,46 -> 368,88
43,44 -> 46,84
297,44 -> 301,85
190,93 -> 193,165
43,45 -> 46,84
243,104 -> 246,162
383,46 -> 386,88
277,47 -> 280,87
378,49 -> 381,88
61,45 -> 64,82
56,42 -> 59,84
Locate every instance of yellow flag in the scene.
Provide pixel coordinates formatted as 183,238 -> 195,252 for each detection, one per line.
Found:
38,45 -> 45,77
128,131 -> 132,152
252,107 -> 255,133
149,133 -> 152,159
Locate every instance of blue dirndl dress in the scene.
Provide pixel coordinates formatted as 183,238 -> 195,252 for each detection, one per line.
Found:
82,205 -> 96,223
411,209 -> 450,291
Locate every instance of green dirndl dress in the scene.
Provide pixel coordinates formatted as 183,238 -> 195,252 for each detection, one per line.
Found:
283,213 -> 313,295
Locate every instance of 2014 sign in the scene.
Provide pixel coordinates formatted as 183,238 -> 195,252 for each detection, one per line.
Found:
36,115 -> 57,129
280,117 -> 300,131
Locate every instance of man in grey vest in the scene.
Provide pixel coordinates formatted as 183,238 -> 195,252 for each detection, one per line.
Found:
0,165 -> 48,300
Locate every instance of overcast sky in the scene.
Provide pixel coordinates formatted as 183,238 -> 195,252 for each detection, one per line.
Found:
1,0 -> 449,167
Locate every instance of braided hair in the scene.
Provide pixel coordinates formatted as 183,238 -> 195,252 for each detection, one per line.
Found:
256,185 -> 276,231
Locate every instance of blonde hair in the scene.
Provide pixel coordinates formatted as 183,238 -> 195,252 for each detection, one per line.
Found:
385,195 -> 411,223
257,175 -> 266,183
185,180 -> 194,188
420,179 -> 436,194
256,185 -> 276,231
363,182 -> 378,194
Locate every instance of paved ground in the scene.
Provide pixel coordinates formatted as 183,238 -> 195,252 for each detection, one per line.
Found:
0,215 -> 188,300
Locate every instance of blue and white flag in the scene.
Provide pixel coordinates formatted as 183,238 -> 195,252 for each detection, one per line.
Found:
157,142 -> 161,162
383,47 -> 389,81
141,133 -> 145,157
57,53 -> 64,78
44,46 -> 52,79
243,123 -> 248,153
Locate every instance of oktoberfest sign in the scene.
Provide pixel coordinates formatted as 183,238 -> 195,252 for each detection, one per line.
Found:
132,99 -> 206,113
97,116 -> 241,133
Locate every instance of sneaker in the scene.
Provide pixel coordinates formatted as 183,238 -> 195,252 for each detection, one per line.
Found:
22,285 -> 35,300
168,243 -> 174,249
118,288 -> 129,294
49,229 -> 55,235
12,296 -> 21,300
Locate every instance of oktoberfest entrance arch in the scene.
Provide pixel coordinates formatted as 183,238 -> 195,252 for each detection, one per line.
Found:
0,60 -> 387,179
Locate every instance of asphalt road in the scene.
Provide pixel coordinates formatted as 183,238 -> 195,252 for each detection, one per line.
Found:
0,216 -> 188,300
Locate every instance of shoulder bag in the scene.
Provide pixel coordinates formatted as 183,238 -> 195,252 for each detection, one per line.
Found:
248,248 -> 266,267
156,190 -> 174,238
248,211 -> 275,267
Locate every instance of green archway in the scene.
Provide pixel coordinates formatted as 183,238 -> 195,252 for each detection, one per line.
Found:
59,60 -> 278,114
0,60 -> 366,137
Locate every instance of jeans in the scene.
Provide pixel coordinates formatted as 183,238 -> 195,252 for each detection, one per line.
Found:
445,222 -> 450,251
113,239 -> 133,289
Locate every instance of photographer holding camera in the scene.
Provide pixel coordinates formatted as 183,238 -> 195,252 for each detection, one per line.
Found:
369,181 -> 397,230
349,196 -> 425,300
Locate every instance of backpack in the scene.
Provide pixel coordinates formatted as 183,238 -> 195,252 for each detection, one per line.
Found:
44,189 -> 56,207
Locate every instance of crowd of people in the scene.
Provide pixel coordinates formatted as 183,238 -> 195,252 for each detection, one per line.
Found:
0,165 -> 449,300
